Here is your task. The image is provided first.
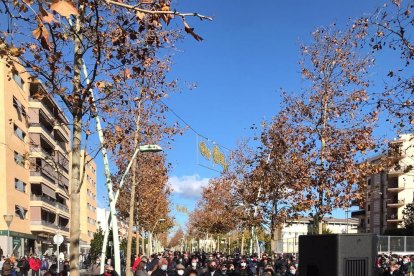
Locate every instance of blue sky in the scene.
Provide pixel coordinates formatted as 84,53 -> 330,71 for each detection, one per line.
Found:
95,0 -> 393,230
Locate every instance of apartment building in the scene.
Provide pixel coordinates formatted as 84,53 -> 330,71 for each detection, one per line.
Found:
0,60 -> 34,257
79,150 -> 97,254
352,134 -> 414,234
0,60 -> 99,257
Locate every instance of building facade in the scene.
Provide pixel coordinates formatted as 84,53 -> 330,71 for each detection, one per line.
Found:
79,150 -> 97,254
352,134 -> 414,234
272,217 -> 359,253
0,60 -> 97,257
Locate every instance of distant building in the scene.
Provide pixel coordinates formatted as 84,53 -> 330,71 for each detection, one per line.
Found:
352,134 -> 414,234
97,207 -> 110,232
272,217 -> 359,253
79,150 -> 98,254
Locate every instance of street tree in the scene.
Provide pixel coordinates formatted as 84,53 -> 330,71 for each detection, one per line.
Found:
0,0 -> 209,273
282,27 -> 377,233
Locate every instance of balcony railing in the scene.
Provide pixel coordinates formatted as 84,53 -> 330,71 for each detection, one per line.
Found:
387,199 -> 405,207
58,226 -> 69,232
31,220 -> 58,229
389,165 -> 412,175
56,202 -> 69,213
31,194 -> 55,206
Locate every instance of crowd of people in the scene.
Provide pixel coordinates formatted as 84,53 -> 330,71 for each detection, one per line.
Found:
2,251 -> 414,275
0,255 -> 70,276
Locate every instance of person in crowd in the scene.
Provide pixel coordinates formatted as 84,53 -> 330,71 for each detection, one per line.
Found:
29,256 -> 41,276
383,260 -> 404,276
151,259 -> 169,276
17,256 -> 29,276
101,265 -> 119,276
134,257 -> 149,276
237,259 -> 250,276
1,258 -> 13,276
90,257 -> 102,276
61,259 -> 70,276
202,260 -> 218,276
175,264 -> 185,276
40,257 -> 49,274
187,269 -> 199,276
283,264 -> 296,276
132,254 -> 143,273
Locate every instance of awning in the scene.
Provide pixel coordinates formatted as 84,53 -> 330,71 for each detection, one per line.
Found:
42,183 -> 56,199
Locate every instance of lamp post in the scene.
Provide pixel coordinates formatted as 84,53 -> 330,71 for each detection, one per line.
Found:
100,144 -> 163,274
149,218 -> 165,256
3,215 -> 14,256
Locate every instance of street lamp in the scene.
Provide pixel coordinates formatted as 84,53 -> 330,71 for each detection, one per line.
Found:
100,144 -> 163,274
149,218 -> 165,256
3,215 -> 14,255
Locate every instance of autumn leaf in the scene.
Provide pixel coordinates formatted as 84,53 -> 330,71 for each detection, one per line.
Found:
39,6 -> 55,23
50,0 -> 79,18
136,11 -> 145,21
32,21 -> 51,50
9,47 -> 22,57
183,20 -> 203,42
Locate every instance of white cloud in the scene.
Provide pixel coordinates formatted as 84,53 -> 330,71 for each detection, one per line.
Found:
169,174 -> 210,199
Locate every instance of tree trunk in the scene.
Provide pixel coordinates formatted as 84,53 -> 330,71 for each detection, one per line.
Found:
125,163 -> 137,276
241,231 -> 245,255
141,228 -> 145,256
126,104 -> 141,276
135,222 -> 140,255
69,11 -> 84,276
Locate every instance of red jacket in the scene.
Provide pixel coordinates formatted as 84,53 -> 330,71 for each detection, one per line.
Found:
132,257 -> 141,271
29,258 -> 41,271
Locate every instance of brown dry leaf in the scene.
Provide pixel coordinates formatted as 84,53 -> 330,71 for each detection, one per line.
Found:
39,7 -> 56,23
9,47 -> 21,57
32,21 -> 51,50
136,11 -> 145,20
141,0 -> 153,3
115,125 -> 123,133
50,0 -> 79,18
183,21 -> 203,42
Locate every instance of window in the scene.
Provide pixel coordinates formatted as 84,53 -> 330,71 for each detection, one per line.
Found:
367,179 -> 371,186
367,204 -> 371,211
13,74 -> 24,90
367,218 -> 370,225
14,124 -> 26,140
15,205 -> 27,219
12,97 -> 27,117
14,151 -> 25,166
15,178 -> 26,193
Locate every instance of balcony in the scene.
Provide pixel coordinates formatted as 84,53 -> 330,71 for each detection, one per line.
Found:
31,194 -> 55,207
388,165 -> 412,177
387,215 -> 403,224
31,220 -> 59,233
387,199 -> 405,208
56,202 -> 69,213
351,210 -> 366,218
387,183 -> 405,193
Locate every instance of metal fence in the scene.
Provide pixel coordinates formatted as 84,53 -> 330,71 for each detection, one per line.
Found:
378,236 -> 414,253
275,235 -> 414,254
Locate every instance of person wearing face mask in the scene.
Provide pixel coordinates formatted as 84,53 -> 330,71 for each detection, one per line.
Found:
283,264 -> 296,276
151,258 -> 169,276
186,258 -> 202,276
175,264 -> 185,276
227,263 -> 237,276
219,264 -> 228,276
202,260 -> 218,276
89,258 -> 102,276
135,257 -> 149,276
238,260 -> 251,276
399,256 -> 412,275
